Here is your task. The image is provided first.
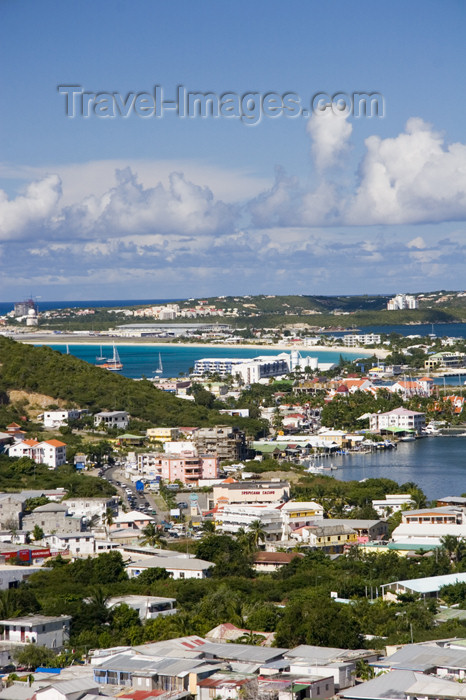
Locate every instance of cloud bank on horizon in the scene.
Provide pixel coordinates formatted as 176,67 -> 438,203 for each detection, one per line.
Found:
1,113 -> 466,298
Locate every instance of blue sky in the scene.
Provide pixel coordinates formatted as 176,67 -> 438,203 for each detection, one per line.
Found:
1,0 -> 466,301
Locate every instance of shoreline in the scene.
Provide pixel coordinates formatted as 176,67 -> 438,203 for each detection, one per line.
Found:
17,335 -> 387,358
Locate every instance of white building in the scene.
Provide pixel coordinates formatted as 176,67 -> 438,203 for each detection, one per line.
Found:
8,439 -> 67,468
212,480 -> 290,508
391,506 -> 466,546
387,294 -> 418,310
193,354 -> 290,383
94,411 -> 129,430
107,595 -> 177,621
47,533 -> 96,556
126,555 -> 214,580
341,334 -> 381,346
0,614 -> 71,649
62,496 -> 119,523
216,505 -> 283,542
0,565 -> 44,590
35,678 -> 100,700
369,407 -> 426,434
42,409 -> 81,428
372,494 -> 415,517
280,501 -> 325,539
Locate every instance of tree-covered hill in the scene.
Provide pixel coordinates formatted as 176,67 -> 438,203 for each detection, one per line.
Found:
0,337 -> 264,434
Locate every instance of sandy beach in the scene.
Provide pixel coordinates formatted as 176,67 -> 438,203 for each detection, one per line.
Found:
16,334 -> 388,358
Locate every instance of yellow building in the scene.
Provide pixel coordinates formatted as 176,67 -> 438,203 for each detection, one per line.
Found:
146,427 -> 180,443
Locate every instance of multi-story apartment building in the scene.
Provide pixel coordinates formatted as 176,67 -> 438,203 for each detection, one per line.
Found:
369,407 -> 426,434
8,439 -> 67,469
341,334 -> 382,346
137,452 -> 218,485
387,294 -> 418,310
193,354 -> 290,383
193,426 -> 250,461
424,351 -> 466,371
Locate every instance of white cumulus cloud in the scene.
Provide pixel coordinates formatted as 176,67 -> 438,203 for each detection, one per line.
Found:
306,110 -> 353,170
347,118 -> 466,225
0,174 -> 61,240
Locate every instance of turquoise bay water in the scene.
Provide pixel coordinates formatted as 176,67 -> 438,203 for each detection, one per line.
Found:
48,344 -> 366,379
334,437 -> 466,500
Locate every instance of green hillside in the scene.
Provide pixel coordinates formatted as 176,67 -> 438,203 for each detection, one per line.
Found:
0,337 -> 263,435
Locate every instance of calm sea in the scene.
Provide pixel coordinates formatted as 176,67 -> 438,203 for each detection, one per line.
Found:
47,343 -> 364,379
333,322 -> 466,338
333,437 -> 466,500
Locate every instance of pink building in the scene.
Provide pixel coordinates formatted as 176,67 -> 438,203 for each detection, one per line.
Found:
137,452 -> 218,485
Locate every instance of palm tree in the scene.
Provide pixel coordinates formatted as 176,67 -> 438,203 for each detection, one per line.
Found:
102,507 -> 114,534
201,520 -> 216,535
236,630 -> 266,645
86,586 -> 111,625
0,590 -> 19,619
248,520 -> 266,550
441,535 -> 466,564
139,522 -> 166,548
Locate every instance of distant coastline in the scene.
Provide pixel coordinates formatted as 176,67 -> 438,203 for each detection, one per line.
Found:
19,336 -> 386,358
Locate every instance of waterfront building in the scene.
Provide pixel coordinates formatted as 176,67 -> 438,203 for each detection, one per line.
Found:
387,294 -> 418,310
115,322 -> 232,337
341,334 -> 381,346
369,407 -> 426,434
424,351 -> 466,370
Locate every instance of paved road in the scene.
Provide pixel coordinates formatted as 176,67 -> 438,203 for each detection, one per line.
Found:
101,464 -> 170,524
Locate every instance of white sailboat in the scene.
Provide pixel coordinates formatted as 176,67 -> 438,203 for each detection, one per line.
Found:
99,344 -> 123,371
96,345 -> 105,361
155,352 -> 163,374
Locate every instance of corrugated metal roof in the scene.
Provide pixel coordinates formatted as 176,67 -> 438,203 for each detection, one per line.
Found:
383,572 -> 466,594
374,643 -> 466,672
199,641 -> 287,663
340,669 -> 419,699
